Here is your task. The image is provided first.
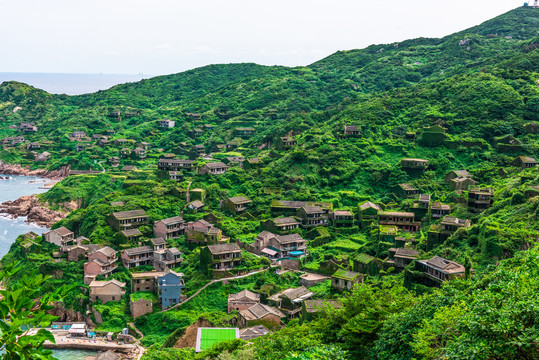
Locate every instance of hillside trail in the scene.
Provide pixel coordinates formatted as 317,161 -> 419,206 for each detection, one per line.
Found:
127,322 -> 145,360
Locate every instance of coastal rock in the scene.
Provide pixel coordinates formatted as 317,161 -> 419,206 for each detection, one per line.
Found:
0,161 -> 69,180
47,303 -> 96,328
0,194 -> 73,228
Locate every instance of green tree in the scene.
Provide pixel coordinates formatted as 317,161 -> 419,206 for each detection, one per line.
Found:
0,264 -> 72,360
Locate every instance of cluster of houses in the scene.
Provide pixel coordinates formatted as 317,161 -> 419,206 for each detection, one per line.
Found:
226,286 -> 341,336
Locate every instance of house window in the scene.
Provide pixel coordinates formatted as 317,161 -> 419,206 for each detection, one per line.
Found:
112,296 -> 115,301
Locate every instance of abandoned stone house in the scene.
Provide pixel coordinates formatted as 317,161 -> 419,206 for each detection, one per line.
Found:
254,231 -> 307,259
185,219 -> 223,244
222,196 -> 252,214
130,298 -> 153,319
158,119 -> 175,128
513,155 -> 538,168
378,211 -> 420,232
121,246 -> 154,268
224,156 -> 245,167
271,200 -> 333,214
153,247 -> 184,271
386,248 -> 420,269
131,271 -> 165,293
296,206 -> 328,228
417,194 -> 431,209
444,170 -> 472,183
401,158 -> 428,170
43,227 -> 75,249
107,210 -> 149,231
416,256 -> 468,284
358,201 -> 382,227
119,228 -> 142,242
158,159 -> 194,171
267,286 -> 314,318
428,216 -> 471,246
278,136 -> 297,149
262,217 -> 300,234
398,183 -> 420,198
201,243 -> 243,271
331,269 -> 363,291
71,131 -> 86,138
430,202 -> 451,219
169,171 -> 182,182
89,279 -> 126,304
84,246 -> 119,279
228,289 -> 260,312
450,176 -> 477,191
153,216 -> 186,240
235,127 -> 255,136
199,162 -> 228,175
331,210 -> 355,227
239,303 -> 285,328
468,187 -> 494,212
134,147 -> 146,158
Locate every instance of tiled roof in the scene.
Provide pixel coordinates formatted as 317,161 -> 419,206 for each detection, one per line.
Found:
431,202 -> 450,210
379,211 -> 414,217
359,201 -> 381,211
94,246 -> 117,257
121,229 -> 142,237
159,216 -> 184,225
228,196 -> 252,204
333,210 -> 353,216
89,279 -> 125,288
420,256 -> 465,274
281,286 -> 313,301
112,210 -> 147,220
207,243 -> 241,255
272,217 -> 299,225
205,162 -> 227,169
276,234 -> 305,244
394,248 -> 420,258
229,289 -> 260,302
53,226 -> 73,236
301,206 -> 323,214
124,246 -> 153,256
151,237 -> 167,246
333,269 -> 362,281
240,303 -> 285,321
187,200 -> 205,208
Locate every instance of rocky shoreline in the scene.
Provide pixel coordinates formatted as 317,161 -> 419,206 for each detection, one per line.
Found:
0,162 -> 69,180
0,194 -> 77,228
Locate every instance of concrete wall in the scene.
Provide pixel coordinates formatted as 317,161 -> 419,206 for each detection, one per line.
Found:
130,299 -> 153,319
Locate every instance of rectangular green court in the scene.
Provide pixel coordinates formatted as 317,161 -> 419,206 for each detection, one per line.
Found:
196,327 -> 239,352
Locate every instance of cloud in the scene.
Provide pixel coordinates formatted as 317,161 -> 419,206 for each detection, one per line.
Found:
155,43 -> 171,49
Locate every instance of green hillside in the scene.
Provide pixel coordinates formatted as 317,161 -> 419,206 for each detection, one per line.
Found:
1,6 -> 539,360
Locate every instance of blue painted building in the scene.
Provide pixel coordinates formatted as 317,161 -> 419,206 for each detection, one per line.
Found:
158,270 -> 185,308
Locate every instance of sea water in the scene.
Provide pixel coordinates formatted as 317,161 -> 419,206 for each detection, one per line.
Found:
0,175 -> 96,359
52,349 -> 97,360
0,174 -> 49,258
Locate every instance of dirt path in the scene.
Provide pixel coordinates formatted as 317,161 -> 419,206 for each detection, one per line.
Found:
128,322 -> 146,360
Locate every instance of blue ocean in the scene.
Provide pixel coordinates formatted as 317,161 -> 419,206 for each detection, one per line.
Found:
0,175 -> 49,258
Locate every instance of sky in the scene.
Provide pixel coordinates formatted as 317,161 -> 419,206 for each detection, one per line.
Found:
0,0 -> 522,76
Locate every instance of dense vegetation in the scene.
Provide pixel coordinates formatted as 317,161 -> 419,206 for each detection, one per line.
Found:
1,6 -> 539,360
